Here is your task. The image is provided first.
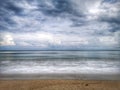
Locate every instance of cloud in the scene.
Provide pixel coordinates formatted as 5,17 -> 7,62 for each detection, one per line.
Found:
0,33 -> 15,46
99,36 -> 118,46
9,32 -> 61,47
1,31 -> 117,48
115,31 -> 120,46
11,32 -> 89,47
0,0 -> 120,49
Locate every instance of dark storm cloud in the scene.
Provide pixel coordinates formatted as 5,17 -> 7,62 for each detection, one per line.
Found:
37,0 -> 74,16
5,2 -> 23,14
0,25 -> 6,30
101,17 -> 120,24
0,0 -> 23,31
98,0 -> 120,33
0,0 -> 83,32
108,23 -> 120,33
102,0 -> 118,3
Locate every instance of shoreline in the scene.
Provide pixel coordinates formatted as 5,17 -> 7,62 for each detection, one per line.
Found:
0,73 -> 120,80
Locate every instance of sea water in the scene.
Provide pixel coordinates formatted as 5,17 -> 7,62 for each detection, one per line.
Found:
0,50 -> 120,80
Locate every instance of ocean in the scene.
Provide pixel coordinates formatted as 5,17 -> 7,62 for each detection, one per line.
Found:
0,50 -> 120,80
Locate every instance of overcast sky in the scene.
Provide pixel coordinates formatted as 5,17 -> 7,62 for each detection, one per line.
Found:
0,0 -> 120,50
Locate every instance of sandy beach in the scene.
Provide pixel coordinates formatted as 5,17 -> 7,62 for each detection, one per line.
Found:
0,80 -> 120,90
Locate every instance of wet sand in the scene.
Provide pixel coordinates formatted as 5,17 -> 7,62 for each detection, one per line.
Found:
0,73 -> 120,80
0,80 -> 120,90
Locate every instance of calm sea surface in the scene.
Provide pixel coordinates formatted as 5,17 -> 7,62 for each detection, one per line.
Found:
0,50 -> 120,80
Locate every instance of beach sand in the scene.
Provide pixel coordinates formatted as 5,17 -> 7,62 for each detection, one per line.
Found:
0,80 -> 120,90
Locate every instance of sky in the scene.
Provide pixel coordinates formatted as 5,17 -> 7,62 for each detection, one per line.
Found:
0,0 -> 120,50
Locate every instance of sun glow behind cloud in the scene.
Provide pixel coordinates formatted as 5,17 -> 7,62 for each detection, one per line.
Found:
0,33 -> 15,46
